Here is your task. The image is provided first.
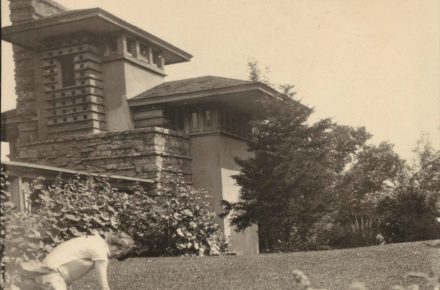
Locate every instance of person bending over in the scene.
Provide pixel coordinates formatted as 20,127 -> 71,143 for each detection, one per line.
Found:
34,232 -> 134,290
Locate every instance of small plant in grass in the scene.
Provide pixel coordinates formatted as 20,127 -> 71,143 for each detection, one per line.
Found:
289,268 -> 440,290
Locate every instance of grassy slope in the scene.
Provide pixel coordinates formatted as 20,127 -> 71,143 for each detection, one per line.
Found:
73,241 -> 439,290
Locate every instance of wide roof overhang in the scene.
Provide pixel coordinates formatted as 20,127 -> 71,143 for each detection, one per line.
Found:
1,8 -> 192,65
128,83 -> 305,117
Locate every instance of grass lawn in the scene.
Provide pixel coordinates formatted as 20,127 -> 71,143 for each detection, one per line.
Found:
73,241 -> 439,290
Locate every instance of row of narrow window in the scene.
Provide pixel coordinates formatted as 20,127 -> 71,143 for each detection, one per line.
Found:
105,37 -> 163,69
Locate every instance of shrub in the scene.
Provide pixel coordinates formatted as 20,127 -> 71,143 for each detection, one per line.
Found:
376,188 -> 440,243
30,175 -> 123,243
120,170 -> 225,256
1,166 -> 225,261
1,168 -> 50,290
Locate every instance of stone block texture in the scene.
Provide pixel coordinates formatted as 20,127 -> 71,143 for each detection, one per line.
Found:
13,127 -> 191,180
9,0 -> 66,145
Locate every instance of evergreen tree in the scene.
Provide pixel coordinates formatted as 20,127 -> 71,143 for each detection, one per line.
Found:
223,97 -> 370,251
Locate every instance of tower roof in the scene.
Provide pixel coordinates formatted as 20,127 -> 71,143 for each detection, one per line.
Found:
1,7 -> 192,65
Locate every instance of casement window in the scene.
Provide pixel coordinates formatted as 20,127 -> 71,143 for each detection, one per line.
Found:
139,43 -> 150,62
152,49 -> 162,68
105,37 -> 118,55
126,38 -> 137,56
204,109 -> 213,129
191,111 -> 199,131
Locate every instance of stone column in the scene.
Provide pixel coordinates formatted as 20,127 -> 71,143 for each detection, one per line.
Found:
8,0 -> 66,146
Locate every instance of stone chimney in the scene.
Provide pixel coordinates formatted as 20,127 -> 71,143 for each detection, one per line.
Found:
8,0 -> 66,145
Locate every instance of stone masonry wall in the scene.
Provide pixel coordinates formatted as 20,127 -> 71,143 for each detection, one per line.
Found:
9,0 -> 66,146
12,127 -> 191,180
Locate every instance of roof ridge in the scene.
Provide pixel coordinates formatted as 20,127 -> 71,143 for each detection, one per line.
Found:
131,75 -> 255,100
161,75 -> 253,84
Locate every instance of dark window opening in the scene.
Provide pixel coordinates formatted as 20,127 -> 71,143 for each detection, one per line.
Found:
175,111 -> 184,131
152,49 -> 162,68
204,109 -> 213,129
140,43 -> 150,62
126,38 -> 136,56
191,112 -> 198,131
59,55 -> 75,87
106,37 -> 118,55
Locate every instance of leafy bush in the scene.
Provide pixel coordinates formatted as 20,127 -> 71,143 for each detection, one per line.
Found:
376,188 -> 440,243
1,166 -> 225,265
30,175 -> 123,243
1,169 -> 51,289
120,170 -> 225,256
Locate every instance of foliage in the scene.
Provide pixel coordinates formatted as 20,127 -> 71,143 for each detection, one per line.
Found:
373,137 -> 440,243
1,167 -> 11,288
325,142 -> 407,247
1,167 -> 225,288
30,175 -> 123,245
120,170 -> 225,256
1,168 -> 49,289
1,170 -> 124,289
248,58 -> 272,86
225,60 -> 440,252
223,96 -> 370,252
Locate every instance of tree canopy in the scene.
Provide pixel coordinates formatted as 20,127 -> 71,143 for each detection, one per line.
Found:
222,61 -> 440,252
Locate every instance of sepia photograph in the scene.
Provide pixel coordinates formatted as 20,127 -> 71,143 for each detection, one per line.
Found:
1,0 -> 439,289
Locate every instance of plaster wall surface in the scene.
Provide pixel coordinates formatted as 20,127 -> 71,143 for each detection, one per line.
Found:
101,60 -> 133,131
189,134 -> 224,229
190,133 -> 259,254
101,60 -> 165,131
218,136 -> 259,255
124,61 -> 164,99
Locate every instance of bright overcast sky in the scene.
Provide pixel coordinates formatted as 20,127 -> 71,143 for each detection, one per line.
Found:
1,0 -> 439,161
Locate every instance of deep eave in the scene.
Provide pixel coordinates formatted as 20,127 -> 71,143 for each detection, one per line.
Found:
1,7 -> 192,65
128,82 -> 288,107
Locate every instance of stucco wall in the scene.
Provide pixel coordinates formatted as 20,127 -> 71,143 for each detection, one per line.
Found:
101,60 -> 165,131
218,136 -> 259,255
13,127 -> 191,180
124,61 -> 164,99
101,60 -> 133,131
189,134 -> 224,228
190,132 -> 259,254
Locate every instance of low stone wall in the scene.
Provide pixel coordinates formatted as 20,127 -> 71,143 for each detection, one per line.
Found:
13,127 -> 191,180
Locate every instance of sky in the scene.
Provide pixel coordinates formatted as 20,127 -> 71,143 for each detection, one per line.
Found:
1,0 -> 439,162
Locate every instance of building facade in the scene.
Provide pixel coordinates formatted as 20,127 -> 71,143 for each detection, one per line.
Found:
1,0 -> 296,255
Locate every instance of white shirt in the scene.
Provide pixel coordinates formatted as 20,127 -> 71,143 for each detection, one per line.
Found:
43,234 -> 110,282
